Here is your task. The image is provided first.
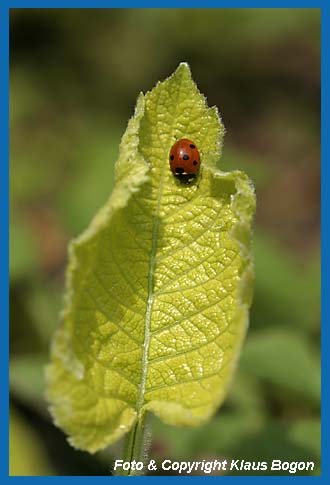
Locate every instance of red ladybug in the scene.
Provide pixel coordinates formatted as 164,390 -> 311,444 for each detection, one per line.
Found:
169,138 -> 201,182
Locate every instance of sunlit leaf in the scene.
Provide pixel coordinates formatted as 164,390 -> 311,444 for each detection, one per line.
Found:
46,63 -> 255,453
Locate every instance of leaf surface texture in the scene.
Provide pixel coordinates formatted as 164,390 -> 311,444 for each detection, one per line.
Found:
46,64 -> 256,452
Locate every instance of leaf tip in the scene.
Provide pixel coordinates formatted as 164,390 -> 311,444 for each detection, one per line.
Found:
173,61 -> 192,80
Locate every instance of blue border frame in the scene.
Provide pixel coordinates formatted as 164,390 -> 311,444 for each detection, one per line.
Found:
1,1 -> 9,480
2,1 -> 328,7
3,1 -> 327,481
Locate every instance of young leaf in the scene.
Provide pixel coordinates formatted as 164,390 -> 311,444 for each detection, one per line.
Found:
46,63 -> 256,453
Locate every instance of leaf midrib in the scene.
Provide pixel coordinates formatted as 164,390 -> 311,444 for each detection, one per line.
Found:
136,74 -> 185,417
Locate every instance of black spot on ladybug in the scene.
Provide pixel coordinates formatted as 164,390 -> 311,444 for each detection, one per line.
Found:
190,144 -> 195,149
193,160 -> 198,165
170,155 -> 174,160
175,167 -> 185,174
183,154 -> 189,160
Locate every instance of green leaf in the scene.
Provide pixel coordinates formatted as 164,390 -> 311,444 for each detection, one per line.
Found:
288,418 -> 320,458
252,232 -> 320,333
226,371 -> 267,419
153,411 -> 264,461
46,63 -> 255,453
241,328 -> 320,405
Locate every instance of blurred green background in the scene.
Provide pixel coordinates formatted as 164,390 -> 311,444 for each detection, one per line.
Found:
9,8 -> 320,476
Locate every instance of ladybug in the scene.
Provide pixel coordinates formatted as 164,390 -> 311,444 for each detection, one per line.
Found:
169,138 -> 201,183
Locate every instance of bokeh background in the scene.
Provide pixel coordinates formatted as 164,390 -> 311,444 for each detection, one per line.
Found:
9,8 -> 320,476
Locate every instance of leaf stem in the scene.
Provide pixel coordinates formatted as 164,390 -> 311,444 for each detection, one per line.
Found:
120,413 -> 150,476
